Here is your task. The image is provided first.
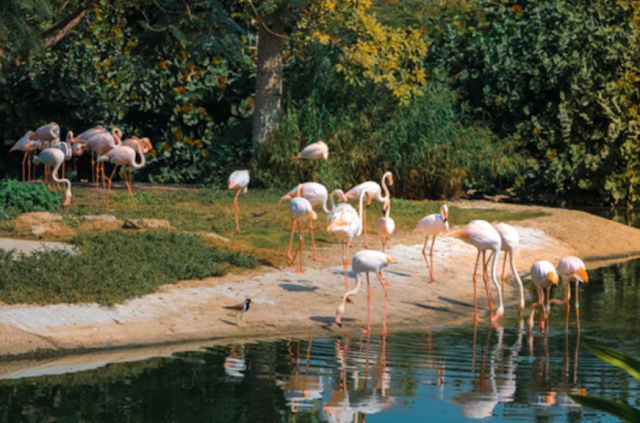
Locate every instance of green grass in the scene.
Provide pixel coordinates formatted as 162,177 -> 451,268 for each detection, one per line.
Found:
0,231 -> 258,306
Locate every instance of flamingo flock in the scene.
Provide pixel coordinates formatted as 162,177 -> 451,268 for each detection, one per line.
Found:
229,140 -> 590,335
9,122 -> 153,209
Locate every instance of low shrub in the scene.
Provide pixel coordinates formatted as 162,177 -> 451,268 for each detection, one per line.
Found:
0,179 -> 59,221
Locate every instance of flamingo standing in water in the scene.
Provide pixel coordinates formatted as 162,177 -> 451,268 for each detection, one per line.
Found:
493,223 -> 526,313
82,127 -> 123,188
345,171 -> 394,248
228,170 -> 250,235
335,250 -> 397,334
555,256 -> 588,326
529,261 -> 559,331
327,188 -> 370,299
33,148 -> 71,207
453,220 -> 504,322
416,204 -> 449,282
97,143 -> 146,210
9,131 -> 39,181
287,184 -> 318,273
295,141 -> 328,181
280,182 -> 330,260
376,198 -> 395,252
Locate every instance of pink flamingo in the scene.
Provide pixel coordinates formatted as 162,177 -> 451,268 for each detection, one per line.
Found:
345,171 -> 394,248
9,131 -> 40,181
493,223 -> 525,313
555,256 -> 588,326
280,182 -> 330,261
287,184 -> 317,273
327,188 -> 371,300
34,123 -> 60,183
123,137 -> 153,154
529,261 -> 559,331
335,250 -> 397,334
376,199 -> 395,253
228,170 -> 250,235
416,204 -> 449,282
294,141 -> 328,181
82,127 -> 123,188
97,142 -> 146,210
453,220 -> 504,322
33,148 -> 71,207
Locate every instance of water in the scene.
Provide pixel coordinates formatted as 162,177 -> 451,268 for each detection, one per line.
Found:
0,259 -> 639,422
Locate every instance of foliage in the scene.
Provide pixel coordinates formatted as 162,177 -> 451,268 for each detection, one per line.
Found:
0,179 -> 59,220
0,230 -> 258,305
569,344 -> 640,422
425,0 -> 640,205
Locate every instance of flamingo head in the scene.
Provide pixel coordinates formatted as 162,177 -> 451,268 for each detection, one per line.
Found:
386,255 -> 398,265
228,181 -> 236,190
63,190 -> 72,207
451,231 -> 468,240
577,267 -> 589,283
548,271 -> 559,285
141,137 -> 153,153
384,171 -> 394,186
66,131 -> 74,144
278,193 -> 292,205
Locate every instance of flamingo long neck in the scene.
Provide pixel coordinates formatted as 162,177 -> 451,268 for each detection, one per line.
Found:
381,173 -> 391,202
131,143 -> 146,169
356,189 -> 369,236
111,128 -> 122,145
384,201 -> 391,220
491,247 -> 504,310
340,273 -> 363,309
509,250 -> 525,309
50,160 -> 71,197
321,192 -> 330,214
329,191 -> 338,211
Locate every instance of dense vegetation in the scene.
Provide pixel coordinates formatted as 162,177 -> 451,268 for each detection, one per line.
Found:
2,0 -> 640,205
0,179 -> 59,221
0,230 -> 258,305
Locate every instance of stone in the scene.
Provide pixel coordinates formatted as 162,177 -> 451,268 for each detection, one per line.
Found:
122,219 -> 171,230
80,215 -> 117,223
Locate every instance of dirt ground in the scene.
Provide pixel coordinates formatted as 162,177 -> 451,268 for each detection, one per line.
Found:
1,200 -> 640,364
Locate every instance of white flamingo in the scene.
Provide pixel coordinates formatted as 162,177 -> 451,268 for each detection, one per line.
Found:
529,260 -> 559,331
294,141 -> 329,181
81,127 -> 123,188
287,184 -> 318,273
493,222 -> 526,312
97,143 -> 146,210
556,256 -> 589,326
33,148 -> 71,207
228,170 -> 250,235
376,198 -> 395,252
416,204 -> 449,282
9,131 -> 40,181
345,171 -> 394,248
123,136 -> 153,154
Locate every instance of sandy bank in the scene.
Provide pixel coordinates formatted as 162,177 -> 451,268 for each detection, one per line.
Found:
0,201 -> 639,361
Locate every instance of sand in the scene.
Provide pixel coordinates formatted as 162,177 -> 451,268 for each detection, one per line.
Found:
0,201 -> 639,362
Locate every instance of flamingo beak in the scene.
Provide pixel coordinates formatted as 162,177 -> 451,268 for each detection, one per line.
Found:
578,268 -> 589,282
340,193 -> 348,203
549,271 -> 559,285
451,231 -> 467,239
229,181 -> 236,190
386,256 -> 397,264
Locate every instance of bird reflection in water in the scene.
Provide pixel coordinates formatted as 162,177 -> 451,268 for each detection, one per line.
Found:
323,334 -> 394,422
453,320 -> 525,419
276,338 -> 324,413
223,344 -> 247,379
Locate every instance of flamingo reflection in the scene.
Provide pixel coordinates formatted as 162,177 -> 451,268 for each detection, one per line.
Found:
276,338 -> 324,413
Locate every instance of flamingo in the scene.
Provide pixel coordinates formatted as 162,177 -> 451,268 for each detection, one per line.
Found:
376,198 -> 395,252
556,256 -> 588,326
287,184 -> 318,273
294,141 -> 328,181
416,204 -> 449,282
345,171 -> 394,248
493,223 -> 526,313
122,136 -> 153,154
529,261 -> 559,331
32,148 -> 71,207
327,188 -> 371,299
97,142 -> 146,210
453,220 -> 504,322
34,122 -> 60,146
9,131 -> 39,181
228,170 -> 250,235
280,182 -> 330,261
335,250 -> 397,334
82,127 -> 123,188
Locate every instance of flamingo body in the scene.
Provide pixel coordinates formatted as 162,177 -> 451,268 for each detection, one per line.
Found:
33,148 -> 71,206
287,185 -> 318,273
123,137 -> 153,154
281,182 -> 329,213
228,170 -> 250,235
529,260 -> 559,330
296,141 -> 328,161
557,256 -> 588,284
344,172 -> 393,248
35,123 -> 60,143
376,199 -> 395,252
97,143 -> 145,210
416,204 -> 449,282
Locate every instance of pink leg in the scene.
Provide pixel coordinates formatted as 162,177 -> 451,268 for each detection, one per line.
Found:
473,251 -> 482,322
123,168 -> 137,210
21,153 -> 27,182
233,189 -> 241,235
575,284 -> 581,331
106,165 -> 118,210
422,236 -> 432,281
92,154 -> 97,187
362,273 -> 372,334
286,220 -> 296,260
309,218 -> 322,261
482,251 -> 493,318
344,241 -> 354,304
378,271 -> 390,335
297,222 -> 305,273
501,252 -> 508,292
430,235 -> 437,282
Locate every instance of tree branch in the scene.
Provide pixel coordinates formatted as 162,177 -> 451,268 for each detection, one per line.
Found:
246,0 -> 290,40
41,0 -> 97,39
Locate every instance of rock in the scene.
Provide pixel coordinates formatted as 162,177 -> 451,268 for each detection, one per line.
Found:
80,215 -> 117,223
122,219 -> 171,230
17,212 -> 63,224
200,232 -> 230,243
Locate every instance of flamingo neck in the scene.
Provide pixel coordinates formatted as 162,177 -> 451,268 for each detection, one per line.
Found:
49,160 -> 71,195
385,201 -> 391,220
340,273 -> 363,309
111,128 -> 122,145
491,247 -> 503,308
322,193 -> 330,214
131,143 -> 146,169
381,173 -> 391,202
509,250 -> 525,308
357,189 -> 368,236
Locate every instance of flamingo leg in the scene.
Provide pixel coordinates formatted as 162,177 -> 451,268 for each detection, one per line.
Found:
501,252 -> 508,292
575,283 -> 580,331
21,153 -> 28,182
344,241 -> 354,304
473,250 -> 482,322
101,161 -> 106,189
421,236 -> 432,280
62,162 -> 66,180
123,168 -> 137,210
106,165 -> 118,210
429,235 -> 437,282
233,189 -> 241,235
92,153 -> 97,187
297,222 -> 305,273
286,219 -> 297,260
362,272 -> 372,334
482,251 -> 493,318
28,152 -> 32,181
378,270 -> 390,335
309,217 -> 322,261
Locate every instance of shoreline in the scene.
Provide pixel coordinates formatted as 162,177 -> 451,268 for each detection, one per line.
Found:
1,201 -> 640,367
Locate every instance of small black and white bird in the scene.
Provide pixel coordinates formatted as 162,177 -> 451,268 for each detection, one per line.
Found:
223,298 -> 252,326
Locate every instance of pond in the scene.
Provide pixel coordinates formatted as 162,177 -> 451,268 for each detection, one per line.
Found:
0,258 -> 639,422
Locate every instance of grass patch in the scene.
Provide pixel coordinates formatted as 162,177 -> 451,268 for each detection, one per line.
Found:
0,231 -> 258,306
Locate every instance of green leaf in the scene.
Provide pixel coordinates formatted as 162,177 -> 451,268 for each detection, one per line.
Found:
568,395 -> 640,422
586,344 -> 640,381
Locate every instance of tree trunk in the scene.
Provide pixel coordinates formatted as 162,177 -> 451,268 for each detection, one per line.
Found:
252,18 -> 285,144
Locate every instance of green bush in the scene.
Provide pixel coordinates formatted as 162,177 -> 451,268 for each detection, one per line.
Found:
0,179 -> 59,220
0,230 -> 258,305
